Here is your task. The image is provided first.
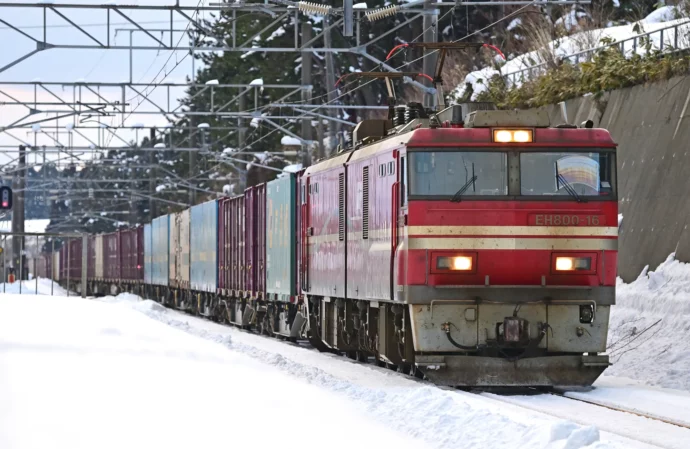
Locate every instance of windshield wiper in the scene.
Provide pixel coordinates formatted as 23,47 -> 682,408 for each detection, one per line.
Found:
557,173 -> 585,203
450,175 -> 478,202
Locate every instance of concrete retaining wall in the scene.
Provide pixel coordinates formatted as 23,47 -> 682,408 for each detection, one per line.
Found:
535,76 -> 690,281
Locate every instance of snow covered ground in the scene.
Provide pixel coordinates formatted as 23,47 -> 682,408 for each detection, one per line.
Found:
0,294 -> 650,449
0,295 -> 433,449
454,8 -> 690,99
3,253 -> 690,449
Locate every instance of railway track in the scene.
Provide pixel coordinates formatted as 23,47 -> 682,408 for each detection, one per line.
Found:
474,390 -> 690,449
550,391 -> 690,430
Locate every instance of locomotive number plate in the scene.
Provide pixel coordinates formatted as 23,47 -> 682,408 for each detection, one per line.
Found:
530,214 -> 603,226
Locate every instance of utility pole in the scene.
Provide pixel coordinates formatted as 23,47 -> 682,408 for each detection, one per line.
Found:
301,22 -> 313,168
422,0 -> 439,110
148,129 -> 156,221
323,16 -> 338,156
11,145 -> 26,280
238,91 -> 247,188
189,116 -> 197,206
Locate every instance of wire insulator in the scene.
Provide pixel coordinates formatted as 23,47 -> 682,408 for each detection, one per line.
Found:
297,1 -> 332,16
365,5 -> 400,21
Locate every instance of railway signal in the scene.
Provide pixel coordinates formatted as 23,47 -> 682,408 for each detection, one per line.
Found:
0,186 -> 12,210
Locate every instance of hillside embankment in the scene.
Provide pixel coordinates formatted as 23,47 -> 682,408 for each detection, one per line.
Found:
536,76 -> 690,281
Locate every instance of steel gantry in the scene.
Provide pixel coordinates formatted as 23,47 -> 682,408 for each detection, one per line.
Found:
0,0 -> 591,232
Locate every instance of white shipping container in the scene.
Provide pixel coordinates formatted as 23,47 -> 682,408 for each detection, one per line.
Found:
94,235 -> 104,279
169,212 -> 179,287
168,210 -> 191,289
178,209 -> 191,289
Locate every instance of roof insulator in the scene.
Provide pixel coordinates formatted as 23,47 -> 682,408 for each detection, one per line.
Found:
298,1 -> 332,16
365,5 -> 399,21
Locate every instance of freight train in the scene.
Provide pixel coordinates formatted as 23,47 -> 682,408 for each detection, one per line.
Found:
36,103 -> 618,389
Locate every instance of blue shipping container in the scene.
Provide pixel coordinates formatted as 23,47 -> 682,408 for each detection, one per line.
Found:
266,173 -> 296,301
144,223 -> 152,284
151,215 -> 170,286
190,200 -> 218,292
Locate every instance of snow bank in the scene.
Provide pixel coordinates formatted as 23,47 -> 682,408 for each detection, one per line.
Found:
0,219 -> 50,233
453,11 -> 690,99
606,253 -> 690,391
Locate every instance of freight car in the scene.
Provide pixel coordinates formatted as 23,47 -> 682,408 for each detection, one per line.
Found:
46,102 -> 618,390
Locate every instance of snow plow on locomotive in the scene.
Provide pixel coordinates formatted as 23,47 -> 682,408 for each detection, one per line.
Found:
302,103 -> 617,388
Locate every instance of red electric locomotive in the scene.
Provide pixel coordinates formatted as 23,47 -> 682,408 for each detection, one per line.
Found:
301,103 -> 617,388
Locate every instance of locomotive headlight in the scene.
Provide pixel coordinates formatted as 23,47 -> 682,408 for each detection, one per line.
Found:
492,129 -> 534,143
437,256 -> 473,271
555,256 -> 592,271
453,256 -> 473,270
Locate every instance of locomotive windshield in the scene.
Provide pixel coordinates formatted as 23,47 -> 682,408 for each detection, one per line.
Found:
407,148 -> 616,200
520,152 -> 615,197
409,151 -> 508,196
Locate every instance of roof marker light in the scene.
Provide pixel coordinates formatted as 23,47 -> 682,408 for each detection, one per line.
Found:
492,129 -> 533,143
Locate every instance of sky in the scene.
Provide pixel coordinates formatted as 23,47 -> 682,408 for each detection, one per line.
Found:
0,0 -> 218,166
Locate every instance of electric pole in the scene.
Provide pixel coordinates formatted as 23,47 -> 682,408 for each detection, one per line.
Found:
11,145 -> 26,280
423,0 -> 439,110
324,16 -> 338,156
301,22 -> 313,168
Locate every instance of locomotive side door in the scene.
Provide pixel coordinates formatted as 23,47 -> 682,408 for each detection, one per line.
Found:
299,176 -> 310,292
390,149 -> 406,300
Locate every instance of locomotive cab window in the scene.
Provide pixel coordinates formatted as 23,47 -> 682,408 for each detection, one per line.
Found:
520,151 -> 616,198
408,151 -> 508,197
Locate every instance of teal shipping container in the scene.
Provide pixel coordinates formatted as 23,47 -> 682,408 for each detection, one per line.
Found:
266,173 -> 296,302
190,199 -> 218,293
151,215 -> 170,286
